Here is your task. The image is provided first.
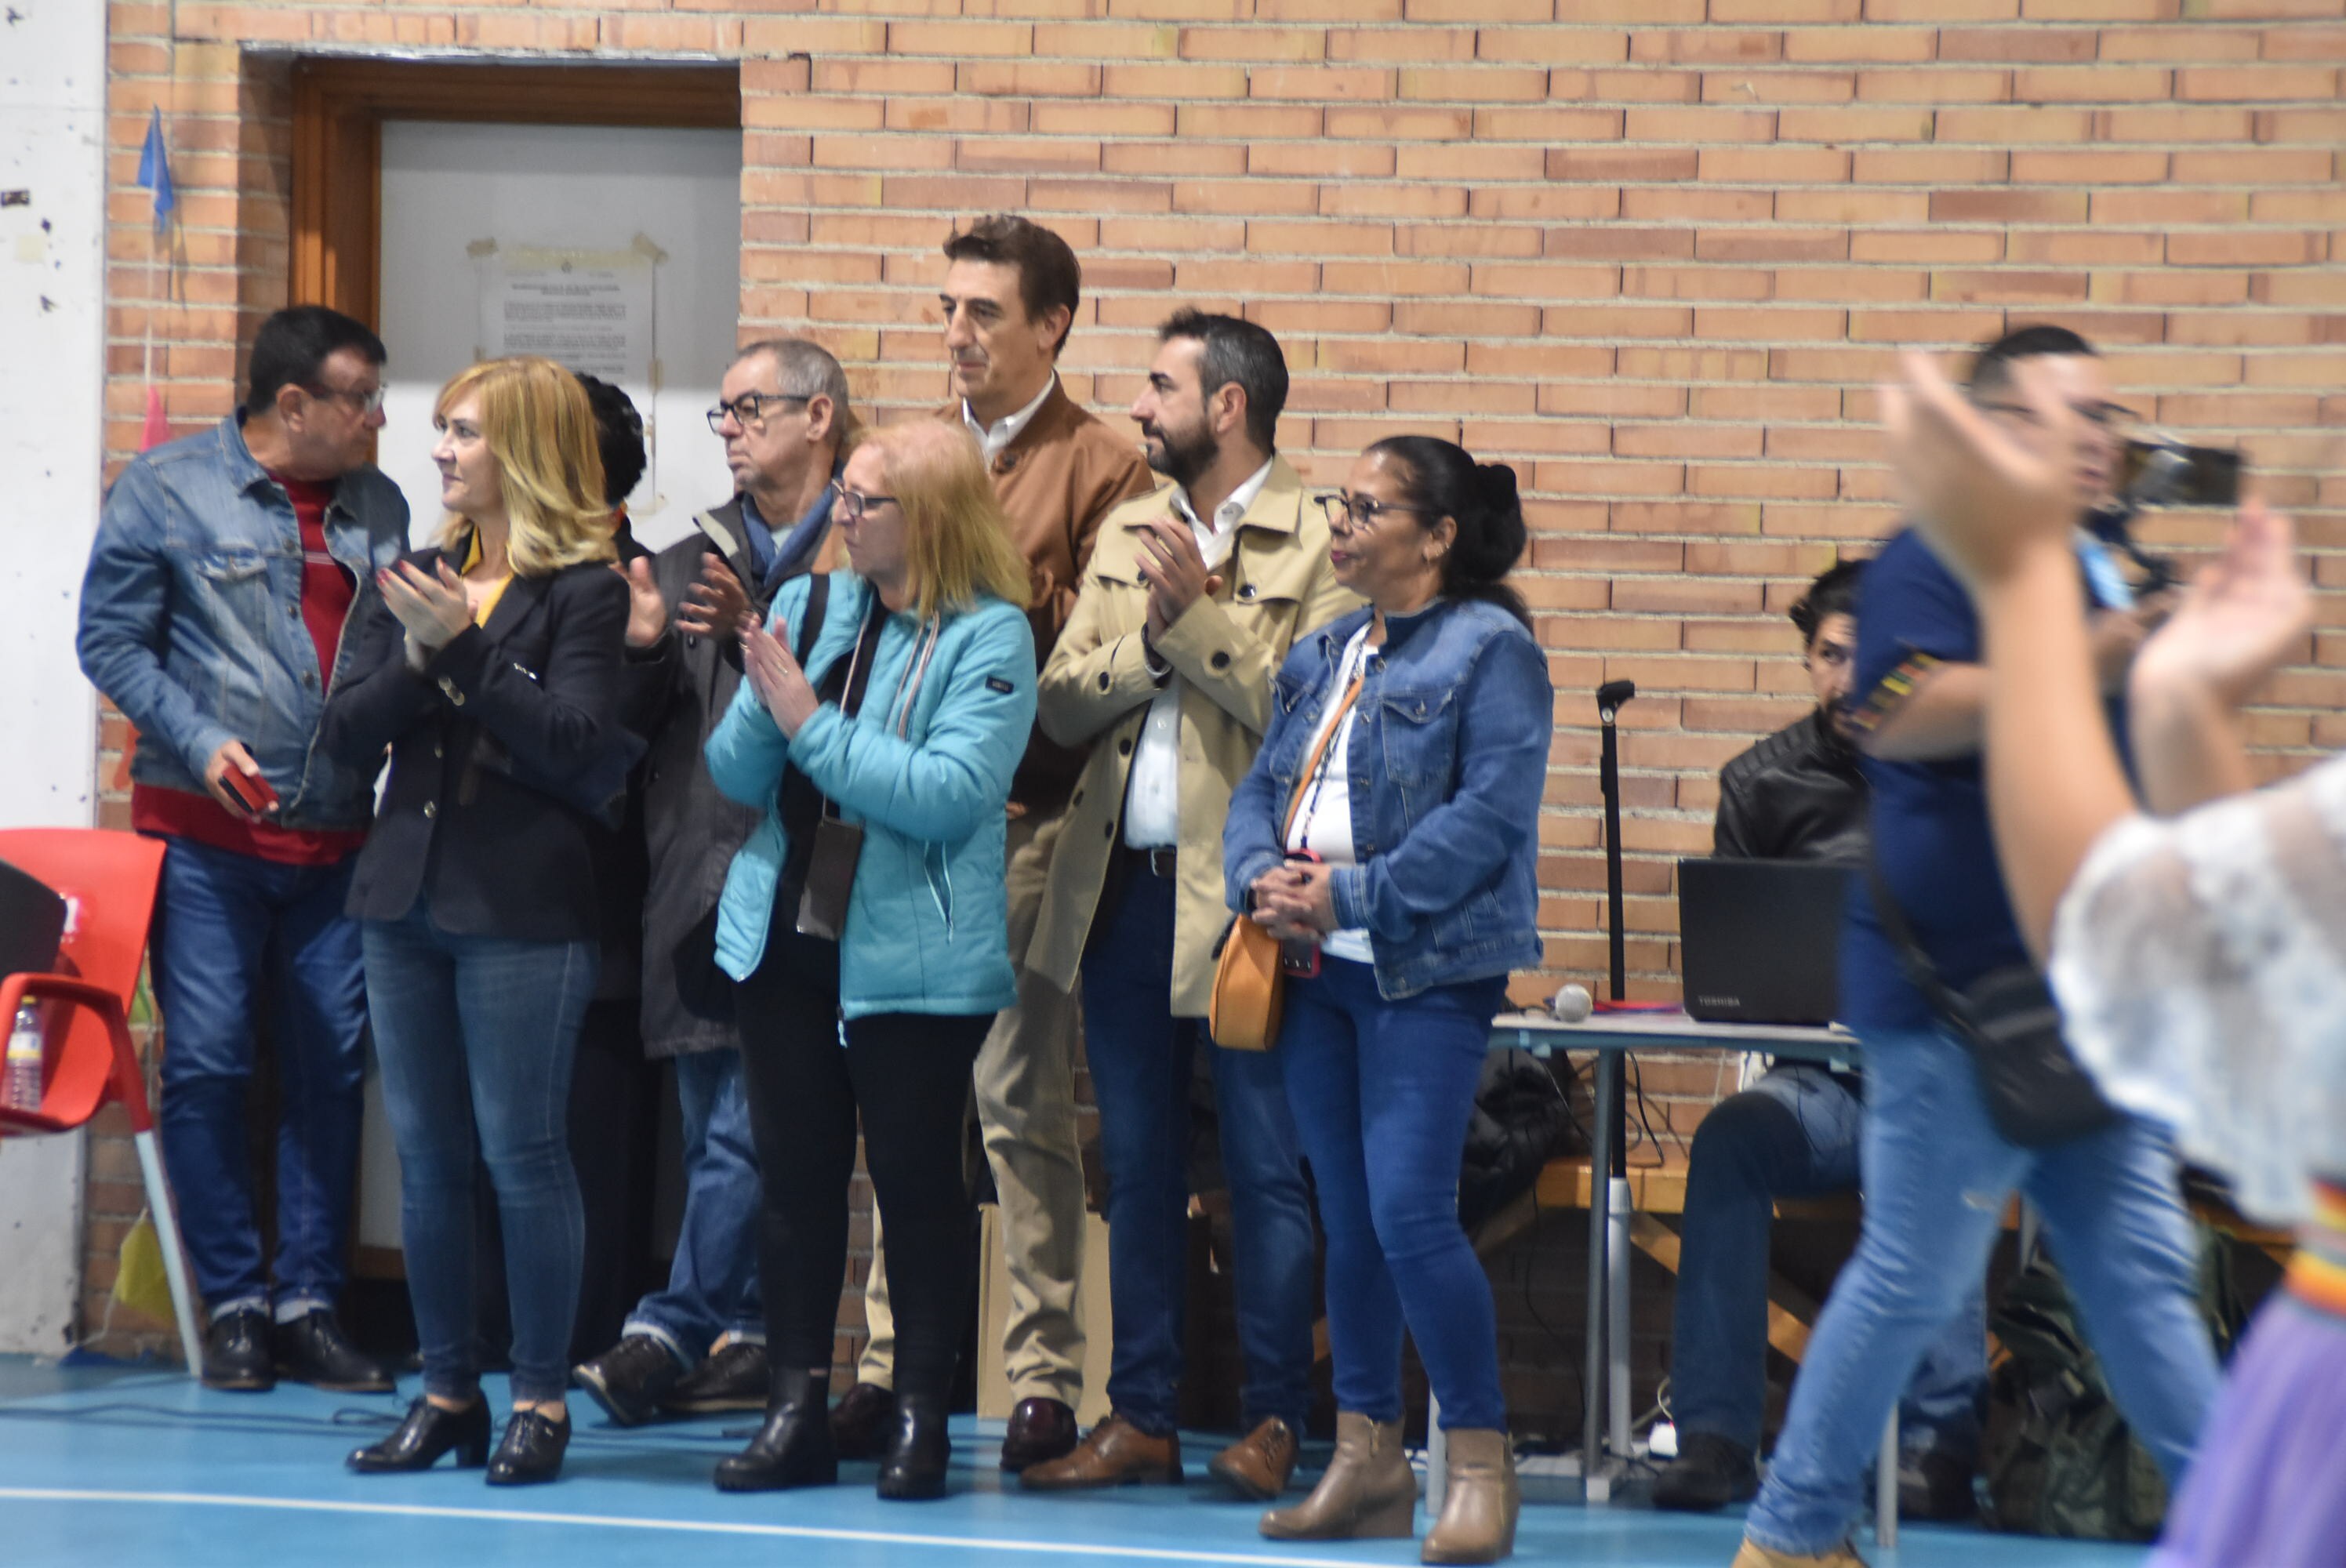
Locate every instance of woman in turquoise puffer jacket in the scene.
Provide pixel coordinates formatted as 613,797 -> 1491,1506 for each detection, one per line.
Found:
701,421 -> 1035,1504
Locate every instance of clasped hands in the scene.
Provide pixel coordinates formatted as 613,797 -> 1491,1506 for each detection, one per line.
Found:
377,560 -> 473,663
1882,350 -> 2309,717
742,618 -> 819,738
1138,518 -> 1222,647
1247,859 -> 1338,945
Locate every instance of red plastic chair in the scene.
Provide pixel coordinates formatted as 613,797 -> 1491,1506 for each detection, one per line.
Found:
0,829 -> 202,1374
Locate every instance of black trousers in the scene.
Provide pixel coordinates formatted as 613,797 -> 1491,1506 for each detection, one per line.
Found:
565,995 -> 665,1359
735,924 -> 987,1399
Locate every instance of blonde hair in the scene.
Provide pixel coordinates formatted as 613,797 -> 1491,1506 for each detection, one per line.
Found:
862,423 -> 1031,622
432,356 -> 615,575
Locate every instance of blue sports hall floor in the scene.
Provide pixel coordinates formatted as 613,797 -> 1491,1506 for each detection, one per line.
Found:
0,1359 -> 2147,1567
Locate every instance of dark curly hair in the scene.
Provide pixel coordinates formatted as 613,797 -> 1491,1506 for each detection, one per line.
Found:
1788,558 -> 1865,648
574,373 -> 646,507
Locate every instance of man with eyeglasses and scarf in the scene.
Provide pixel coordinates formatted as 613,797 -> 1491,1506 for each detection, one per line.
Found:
572,338 -> 858,1428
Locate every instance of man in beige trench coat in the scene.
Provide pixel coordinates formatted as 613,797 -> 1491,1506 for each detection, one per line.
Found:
1018,310 -> 1356,1500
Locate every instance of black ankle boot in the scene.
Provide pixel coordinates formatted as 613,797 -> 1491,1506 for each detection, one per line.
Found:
348,1396 -> 491,1473
876,1392 -> 950,1501
486,1406 -> 571,1486
714,1367 -> 837,1492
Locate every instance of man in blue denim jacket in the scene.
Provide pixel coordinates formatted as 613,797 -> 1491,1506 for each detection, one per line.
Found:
77,306 -> 410,1392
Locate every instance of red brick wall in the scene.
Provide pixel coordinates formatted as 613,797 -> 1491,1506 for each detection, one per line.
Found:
93,3 -> 2344,1402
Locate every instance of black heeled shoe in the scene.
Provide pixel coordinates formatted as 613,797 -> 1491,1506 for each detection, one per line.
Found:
348,1396 -> 491,1473
876,1392 -> 950,1501
486,1406 -> 571,1486
714,1368 -> 837,1493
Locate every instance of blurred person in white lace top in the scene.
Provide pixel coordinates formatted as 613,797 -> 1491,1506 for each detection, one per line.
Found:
1877,347 -> 2341,1568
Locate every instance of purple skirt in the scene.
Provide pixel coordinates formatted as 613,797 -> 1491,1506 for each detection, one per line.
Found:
2150,1294 -> 2346,1568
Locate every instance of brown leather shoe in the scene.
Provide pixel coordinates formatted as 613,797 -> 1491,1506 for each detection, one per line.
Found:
828,1380 -> 895,1461
997,1396 -> 1079,1473
1208,1416 -> 1299,1500
1019,1411 -> 1183,1490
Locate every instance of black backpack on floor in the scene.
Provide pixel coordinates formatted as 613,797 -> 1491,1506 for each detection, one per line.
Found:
1980,1222 -> 2246,1541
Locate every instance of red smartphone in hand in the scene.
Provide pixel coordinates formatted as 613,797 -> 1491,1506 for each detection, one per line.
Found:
219,767 -> 281,818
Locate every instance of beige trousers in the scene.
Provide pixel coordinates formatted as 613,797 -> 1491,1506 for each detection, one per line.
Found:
856,808 -> 1088,1405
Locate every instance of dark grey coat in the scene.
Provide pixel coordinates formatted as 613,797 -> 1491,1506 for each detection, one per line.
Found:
623,498 -> 817,1057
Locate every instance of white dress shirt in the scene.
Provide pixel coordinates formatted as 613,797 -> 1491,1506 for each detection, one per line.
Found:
962,374 -> 1057,466
1121,459 -> 1275,850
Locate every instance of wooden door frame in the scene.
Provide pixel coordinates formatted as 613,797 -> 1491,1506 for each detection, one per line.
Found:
290,58 -> 739,328
289,57 -> 735,1282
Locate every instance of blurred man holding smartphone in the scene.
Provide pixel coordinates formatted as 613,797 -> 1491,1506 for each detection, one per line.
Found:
77,306 -> 411,1392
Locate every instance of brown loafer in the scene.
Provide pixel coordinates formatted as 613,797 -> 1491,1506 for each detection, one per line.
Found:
1020,1411 -> 1183,1490
997,1395 -> 1079,1473
1208,1416 -> 1298,1500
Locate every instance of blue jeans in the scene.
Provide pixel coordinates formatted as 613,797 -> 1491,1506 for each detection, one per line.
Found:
1746,1022 -> 2220,1555
624,1047 -> 764,1363
363,903 -> 597,1406
1669,1064 -> 1987,1459
151,836 -> 367,1317
1081,867 -> 1315,1437
1280,956 -> 1509,1432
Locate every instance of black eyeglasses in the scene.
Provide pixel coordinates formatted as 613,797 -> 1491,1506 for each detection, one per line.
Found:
1313,491 -> 1432,532
706,391 -> 812,432
306,383 -> 386,416
828,480 -> 899,524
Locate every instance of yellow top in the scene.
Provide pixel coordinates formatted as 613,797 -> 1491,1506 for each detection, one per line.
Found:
459,530 -> 514,627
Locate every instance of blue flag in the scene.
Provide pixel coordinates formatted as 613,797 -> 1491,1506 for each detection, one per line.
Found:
136,107 -> 174,224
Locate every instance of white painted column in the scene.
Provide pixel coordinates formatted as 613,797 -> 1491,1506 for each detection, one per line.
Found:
0,0 -> 107,1353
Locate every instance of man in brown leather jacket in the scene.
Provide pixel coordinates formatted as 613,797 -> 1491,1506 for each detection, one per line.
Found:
833,216 -> 1155,1473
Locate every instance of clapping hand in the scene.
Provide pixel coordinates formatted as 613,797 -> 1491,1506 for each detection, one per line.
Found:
2131,502 -> 2311,716
742,619 -> 819,738
616,557 -> 669,648
378,559 -> 474,651
678,555 -> 753,640
1880,350 -> 2076,592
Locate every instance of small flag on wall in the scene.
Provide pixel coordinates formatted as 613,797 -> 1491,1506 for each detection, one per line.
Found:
136,107 -> 175,225
136,106 -> 175,452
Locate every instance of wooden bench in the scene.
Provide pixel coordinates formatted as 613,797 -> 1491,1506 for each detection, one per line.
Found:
1470,1156 -> 1847,1365
1479,1154 -> 2298,1371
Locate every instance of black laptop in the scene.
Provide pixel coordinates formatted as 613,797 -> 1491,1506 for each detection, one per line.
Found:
1677,857 -> 1851,1026
0,857 -> 68,983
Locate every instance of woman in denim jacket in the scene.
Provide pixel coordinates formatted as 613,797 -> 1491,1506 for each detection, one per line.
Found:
1224,437 -> 1551,1565
702,422 -> 1036,1503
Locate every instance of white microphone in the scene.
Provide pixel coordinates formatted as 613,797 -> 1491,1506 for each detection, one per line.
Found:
1550,982 -> 1593,1024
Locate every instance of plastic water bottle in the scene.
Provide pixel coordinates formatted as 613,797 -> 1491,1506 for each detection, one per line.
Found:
3,1002 -> 42,1112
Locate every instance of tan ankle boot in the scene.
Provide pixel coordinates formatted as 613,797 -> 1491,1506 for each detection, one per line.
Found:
1418,1428 -> 1518,1564
1730,1537 -> 1868,1568
1259,1411 -> 1415,1540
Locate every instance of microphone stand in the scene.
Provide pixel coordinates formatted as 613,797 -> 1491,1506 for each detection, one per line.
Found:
1585,679 -> 1636,1496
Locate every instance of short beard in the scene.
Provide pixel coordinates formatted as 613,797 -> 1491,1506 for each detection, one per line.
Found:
1146,420 -> 1218,490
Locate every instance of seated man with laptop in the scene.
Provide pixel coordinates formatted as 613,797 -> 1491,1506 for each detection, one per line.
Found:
1654,561 -> 1988,1520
